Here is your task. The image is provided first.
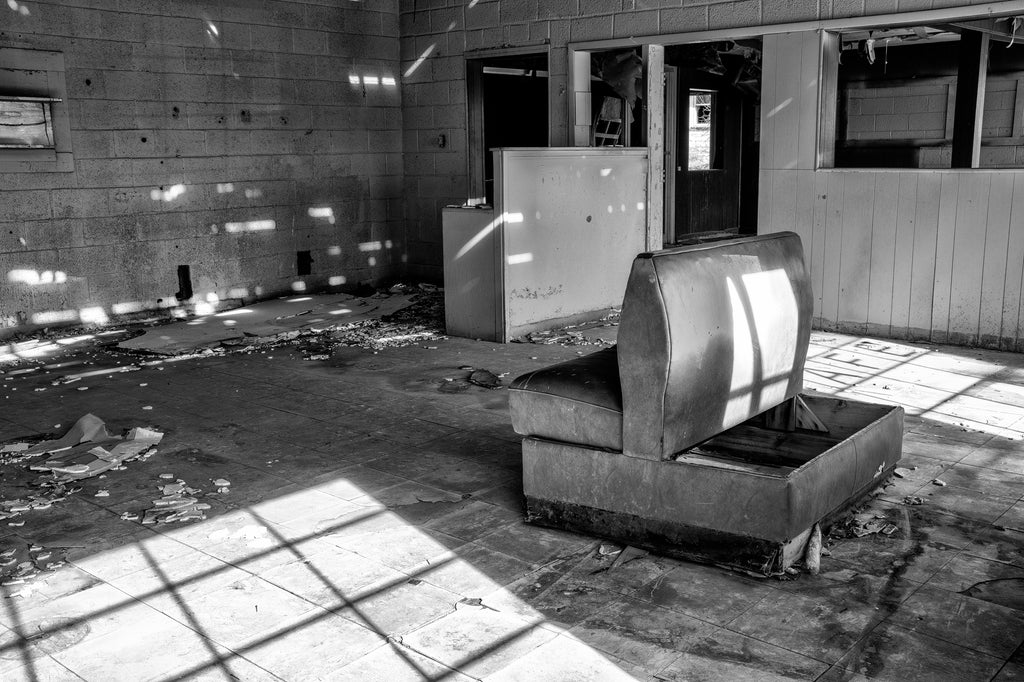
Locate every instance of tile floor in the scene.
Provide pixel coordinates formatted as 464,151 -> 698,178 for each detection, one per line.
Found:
0,329 -> 1021,681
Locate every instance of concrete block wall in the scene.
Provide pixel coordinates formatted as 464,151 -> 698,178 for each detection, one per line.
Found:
398,0 -> 1002,281
845,82 -> 948,140
843,74 -> 1024,167
0,0 -> 402,331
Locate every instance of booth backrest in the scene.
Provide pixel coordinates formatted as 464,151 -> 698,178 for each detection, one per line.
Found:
618,232 -> 812,460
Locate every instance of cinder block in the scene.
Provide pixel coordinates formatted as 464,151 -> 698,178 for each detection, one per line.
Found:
349,153 -> 388,177
465,1 -> 501,30
74,159 -> 134,189
501,0 -> 540,24
252,25 -> 294,53
51,188 -> 110,219
875,113 -> 909,132
580,0 -> 620,15
4,218 -> 85,251
762,0 -> 820,25
206,130 -> 254,156
70,131 -> 115,160
75,100 -> 137,130
134,102 -> 190,130
569,15 -> 614,41
859,96 -> 894,115
538,0 -> 578,20
330,130 -> 371,154
708,0 -> 761,29
410,81 -> 450,107
613,9 -> 659,38
368,130 -> 402,153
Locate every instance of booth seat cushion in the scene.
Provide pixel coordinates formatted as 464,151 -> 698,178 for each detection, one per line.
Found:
508,347 -> 622,451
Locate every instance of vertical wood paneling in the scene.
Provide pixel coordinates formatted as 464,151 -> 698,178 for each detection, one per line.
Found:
867,173 -> 900,332
796,32 -> 820,171
793,170 -> 816,266
770,34 -> 803,171
757,169 -> 773,233
947,173 -> 992,339
979,173 -> 1014,342
810,172 -> 829,319
770,170 -> 798,236
890,173 -> 919,334
931,174 -> 961,339
909,173 -> 942,335
759,34 -> 779,171
820,172 -> 846,325
1008,174 -> 1024,347
838,173 -> 874,327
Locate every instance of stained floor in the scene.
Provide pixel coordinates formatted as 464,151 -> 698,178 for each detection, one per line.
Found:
0,328 -> 1021,681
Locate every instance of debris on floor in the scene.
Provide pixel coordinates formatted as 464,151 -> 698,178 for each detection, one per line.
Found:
467,369 -> 503,390
518,311 -> 619,347
610,545 -> 648,568
140,477 -> 210,525
0,539 -> 71,593
829,509 -> 900,539
0,415 -> 163,524
118,290 -> 419,356
326,286 -> 446,352
30,419 -> 163,483
804,523 -> 822,575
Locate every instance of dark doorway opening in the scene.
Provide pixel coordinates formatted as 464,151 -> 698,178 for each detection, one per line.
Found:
665,40 -> 762,243
467,52 -> 549,205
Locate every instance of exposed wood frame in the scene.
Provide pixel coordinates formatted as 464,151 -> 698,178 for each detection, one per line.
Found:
644,44 -> 666,252
951,29 -> 990,168
818,30 -> 839,169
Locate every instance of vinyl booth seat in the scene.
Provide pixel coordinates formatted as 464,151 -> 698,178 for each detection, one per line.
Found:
507,232 -> 904,575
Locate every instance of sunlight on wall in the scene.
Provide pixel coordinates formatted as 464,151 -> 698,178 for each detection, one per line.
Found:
309,207 -> 336,225
6,0 -> 30,15
224,220 -> 276,233
112,301 -> 146,315
31,309 -> 78,325
151,184 -> 186,202
349,74 -> 398,87
79,307 -> 109,325
8,269 -> 67,285
403,44 -> 436,78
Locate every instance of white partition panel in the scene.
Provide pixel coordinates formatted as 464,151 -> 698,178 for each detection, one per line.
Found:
494,147 -> 649,341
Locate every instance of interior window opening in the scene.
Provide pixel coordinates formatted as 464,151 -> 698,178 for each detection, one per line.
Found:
0,97 -> 58,149
688,91 -> 716,170
832,17 -> 1024,169
589,48 -> 644,147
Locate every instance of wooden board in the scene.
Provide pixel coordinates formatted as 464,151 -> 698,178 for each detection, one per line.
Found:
979,173 -> 1015,343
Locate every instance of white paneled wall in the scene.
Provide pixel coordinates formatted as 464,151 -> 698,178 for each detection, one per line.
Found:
760,32 -> 1024,350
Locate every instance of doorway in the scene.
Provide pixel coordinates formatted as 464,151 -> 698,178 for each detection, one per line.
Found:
466,52 -> 550,205
664,40 -> 762,243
